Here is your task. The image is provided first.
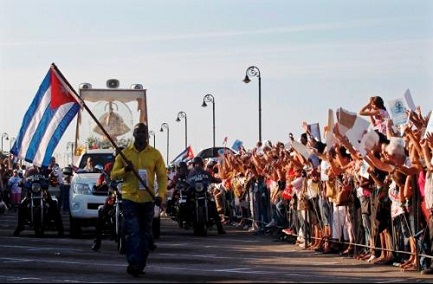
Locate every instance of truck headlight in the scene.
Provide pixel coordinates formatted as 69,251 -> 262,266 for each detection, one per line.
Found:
72,183 -> 92,195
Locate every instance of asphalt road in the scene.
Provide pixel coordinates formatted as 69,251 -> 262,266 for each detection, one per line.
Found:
0,209 -> 431,283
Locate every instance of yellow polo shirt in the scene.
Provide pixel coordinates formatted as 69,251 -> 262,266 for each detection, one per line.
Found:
111,144 -> 167,203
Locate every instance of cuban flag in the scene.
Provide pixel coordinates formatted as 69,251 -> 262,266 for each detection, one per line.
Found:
10,65 -> 81,167
170,145 -> 195,166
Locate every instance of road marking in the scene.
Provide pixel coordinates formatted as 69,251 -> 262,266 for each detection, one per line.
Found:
213,267 -> 252,272
0,257 -> 125,267
0,244 -> 82,253
3,276 -> 41,281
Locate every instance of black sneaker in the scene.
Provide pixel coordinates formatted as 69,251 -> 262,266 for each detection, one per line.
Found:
91,240 -> 101,251
13,227 -> 23,237
127,265 -> 141,278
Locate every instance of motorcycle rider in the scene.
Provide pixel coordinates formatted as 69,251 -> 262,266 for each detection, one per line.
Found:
168,161 -> 190,190
166,161 -> 190,215
46,157 -> 63,209
187,156 -> 226,234
91,163 -> 114,251
13,165 -> 64,237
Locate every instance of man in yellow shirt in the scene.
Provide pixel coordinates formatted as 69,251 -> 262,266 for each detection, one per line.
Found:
111,122 -> 167,277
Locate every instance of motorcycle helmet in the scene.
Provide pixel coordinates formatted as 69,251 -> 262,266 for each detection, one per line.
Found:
192,156 -> 204,167
94,164 -> 104,173
178,161 -> 187,169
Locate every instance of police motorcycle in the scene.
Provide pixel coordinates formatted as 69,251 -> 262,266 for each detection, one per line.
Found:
166,161 -> 193,229
187,157 -> 226,237
190,176 -> 211,236
13,173 -> 64,237
168,177 -> 193,229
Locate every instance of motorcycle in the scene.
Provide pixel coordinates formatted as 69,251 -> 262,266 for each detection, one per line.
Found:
14,174 -> 64,237
188,177 -> 222,237
94,179 -> 159,253
95,180 -> 125,254
191,179 -> 209,236
167,178 -> 193,229
113,182 -> 124,254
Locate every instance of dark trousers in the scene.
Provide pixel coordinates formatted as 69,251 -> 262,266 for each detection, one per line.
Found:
122,200 -> 154,271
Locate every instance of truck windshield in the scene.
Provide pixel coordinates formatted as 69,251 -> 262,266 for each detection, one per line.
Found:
79,153 -> 115,170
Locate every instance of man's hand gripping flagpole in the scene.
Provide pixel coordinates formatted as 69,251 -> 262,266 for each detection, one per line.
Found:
51,63 -> 155,200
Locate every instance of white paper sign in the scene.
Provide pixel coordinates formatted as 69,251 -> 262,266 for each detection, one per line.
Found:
308,122 -> 321,142
387,89 -> 417,129
336,107 -> 370,143
422,110 -> 433,138
404,89 -> 416,111
388,95 -> 410,126
291,140 -> 313,160
358,129 -> 379,157
324,109 -> 336,153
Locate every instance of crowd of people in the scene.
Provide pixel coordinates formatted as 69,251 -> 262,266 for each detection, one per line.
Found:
0,156 -> 65,214
164,95 -> 433,275
2,95 -> 433,277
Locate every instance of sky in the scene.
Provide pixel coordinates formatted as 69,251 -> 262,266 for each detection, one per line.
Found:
1,0 -> 433,167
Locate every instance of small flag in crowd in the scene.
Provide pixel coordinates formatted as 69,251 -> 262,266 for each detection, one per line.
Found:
170,145 -> 195,166
10,64 -> 81,167
231,139 -> 243,152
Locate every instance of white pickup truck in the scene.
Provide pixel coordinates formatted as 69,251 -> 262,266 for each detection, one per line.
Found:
69,149 -> 116,237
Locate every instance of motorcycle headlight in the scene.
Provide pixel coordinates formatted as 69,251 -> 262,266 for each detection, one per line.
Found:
72,183 -> 92,195
195,183 -> 204,193
31,183 -> 41,193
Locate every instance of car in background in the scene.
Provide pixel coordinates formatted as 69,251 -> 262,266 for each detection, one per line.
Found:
69,149 -> 116,237
195,147 -> 237,159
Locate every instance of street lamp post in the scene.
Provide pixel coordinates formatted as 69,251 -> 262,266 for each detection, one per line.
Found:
1,132 -> 9,152
160,123 -> 169,166
243,66 -> 262,143
148,131 -> 156,148
176,111 -> 188,149
202,94 -> 216,149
